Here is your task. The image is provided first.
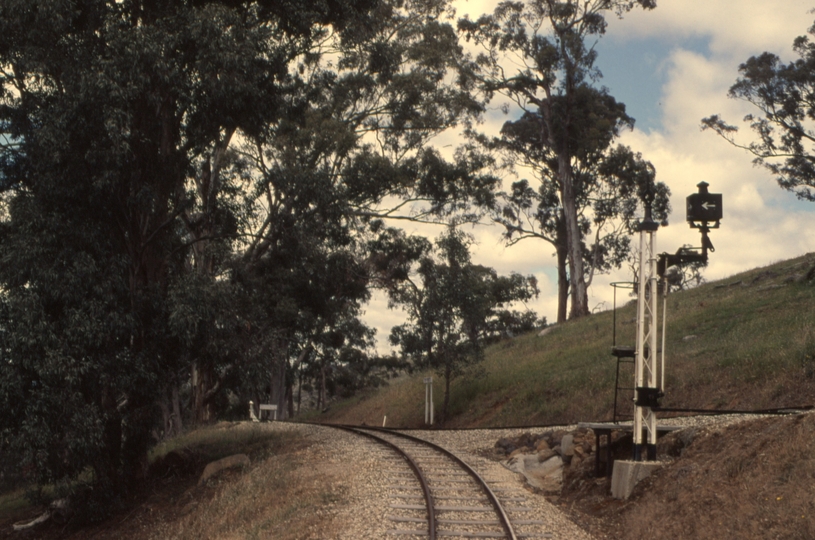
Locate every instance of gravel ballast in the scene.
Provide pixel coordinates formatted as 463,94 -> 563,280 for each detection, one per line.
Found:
266,422 -> 594,539
263,413 -> 782,539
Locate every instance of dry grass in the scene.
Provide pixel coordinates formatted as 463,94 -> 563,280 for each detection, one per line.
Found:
150,429 -> 347,540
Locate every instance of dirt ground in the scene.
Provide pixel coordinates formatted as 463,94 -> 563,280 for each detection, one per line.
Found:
557,412 -> 815,540
4,413 -> 815,539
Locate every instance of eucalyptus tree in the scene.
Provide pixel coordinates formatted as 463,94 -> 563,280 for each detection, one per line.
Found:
702,20 -> 815,202
458,0 -> 657,319
490,109 -> 670,322
389,228 -> 539,421
230,0 -> 500,417
146,0 -> 496,424
0,0 -> 375,511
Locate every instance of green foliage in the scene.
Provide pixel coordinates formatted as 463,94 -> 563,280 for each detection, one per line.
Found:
0,0 -> 512,517
388,227 -> 538,419
227,0 -> 499,418
485,310 -> 545,342
0,0 -> 379,515
702,19 -> 815,201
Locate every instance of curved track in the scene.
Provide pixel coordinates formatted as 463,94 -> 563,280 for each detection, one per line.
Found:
332,424 -> 552,539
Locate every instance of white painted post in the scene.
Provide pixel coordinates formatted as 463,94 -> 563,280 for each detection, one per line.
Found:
634,212 -> 660,461
423,377 -> 434,425
430,379 -> 434,426
249,401 -> 259,423
660,280 -> 668,392
424,379 -> 428,424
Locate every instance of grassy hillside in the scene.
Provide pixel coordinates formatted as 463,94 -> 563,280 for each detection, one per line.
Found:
321,252 -> 815,427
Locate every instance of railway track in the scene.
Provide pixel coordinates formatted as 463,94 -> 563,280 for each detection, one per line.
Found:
333,425 -> 553,539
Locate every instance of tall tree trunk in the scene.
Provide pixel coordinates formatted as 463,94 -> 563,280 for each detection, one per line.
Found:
556,247 -> 568,324
286,385 -> 294,418
99,385 -> 123,491
291,346 -> 310,417
159,398 -> 171,438
284,360 -> 294,418
555,216 -> 569,324
559,154 -> 590,319
296,369 -> 302,414
191,360 -> 214,424
269,338 -> 288,420
171,383 -> 183,435
159,380 -> 184,438
185,131 -> 235,426
319,364 -> 327,410
442,364 -> 452,423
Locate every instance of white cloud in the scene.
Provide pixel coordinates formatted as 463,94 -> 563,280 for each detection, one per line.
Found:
608,0 -> 811,60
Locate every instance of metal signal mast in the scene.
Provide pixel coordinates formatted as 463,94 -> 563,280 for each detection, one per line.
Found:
632,206 -> 660,461
631,182 -> 722,461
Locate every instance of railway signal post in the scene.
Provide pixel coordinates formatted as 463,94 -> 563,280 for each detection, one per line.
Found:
632,182 -> 723,461
633,203 -> 660,461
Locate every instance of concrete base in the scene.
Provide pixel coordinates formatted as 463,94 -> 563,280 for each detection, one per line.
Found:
611,460 -> 664,499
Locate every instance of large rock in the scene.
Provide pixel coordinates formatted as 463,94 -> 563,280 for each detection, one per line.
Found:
535,439 -> 550,452
198,454 -> 250,485
495,437 -> 516,455
560,434 -> 575,456
503,453 -> 563,491
515,432 -> 535,449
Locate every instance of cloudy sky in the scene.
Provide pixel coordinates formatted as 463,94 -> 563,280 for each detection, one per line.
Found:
364,0 -> 815,352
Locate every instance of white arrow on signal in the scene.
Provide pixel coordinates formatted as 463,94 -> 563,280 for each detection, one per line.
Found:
701,201 -> 717,210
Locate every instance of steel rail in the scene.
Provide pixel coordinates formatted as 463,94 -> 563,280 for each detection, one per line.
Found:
350,425 -> 519,540
653,405 -> 811,415
331,425 -> 436,540
303,404 -> 814,433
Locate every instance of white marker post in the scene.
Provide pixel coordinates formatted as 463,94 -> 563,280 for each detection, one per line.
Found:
424,377 -> 434,425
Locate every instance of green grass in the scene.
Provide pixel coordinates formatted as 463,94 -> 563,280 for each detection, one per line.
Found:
321,253 -> 815,428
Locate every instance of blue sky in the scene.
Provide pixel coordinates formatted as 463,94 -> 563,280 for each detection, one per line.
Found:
597,35 -> 712,133
364,0 -> 815,352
